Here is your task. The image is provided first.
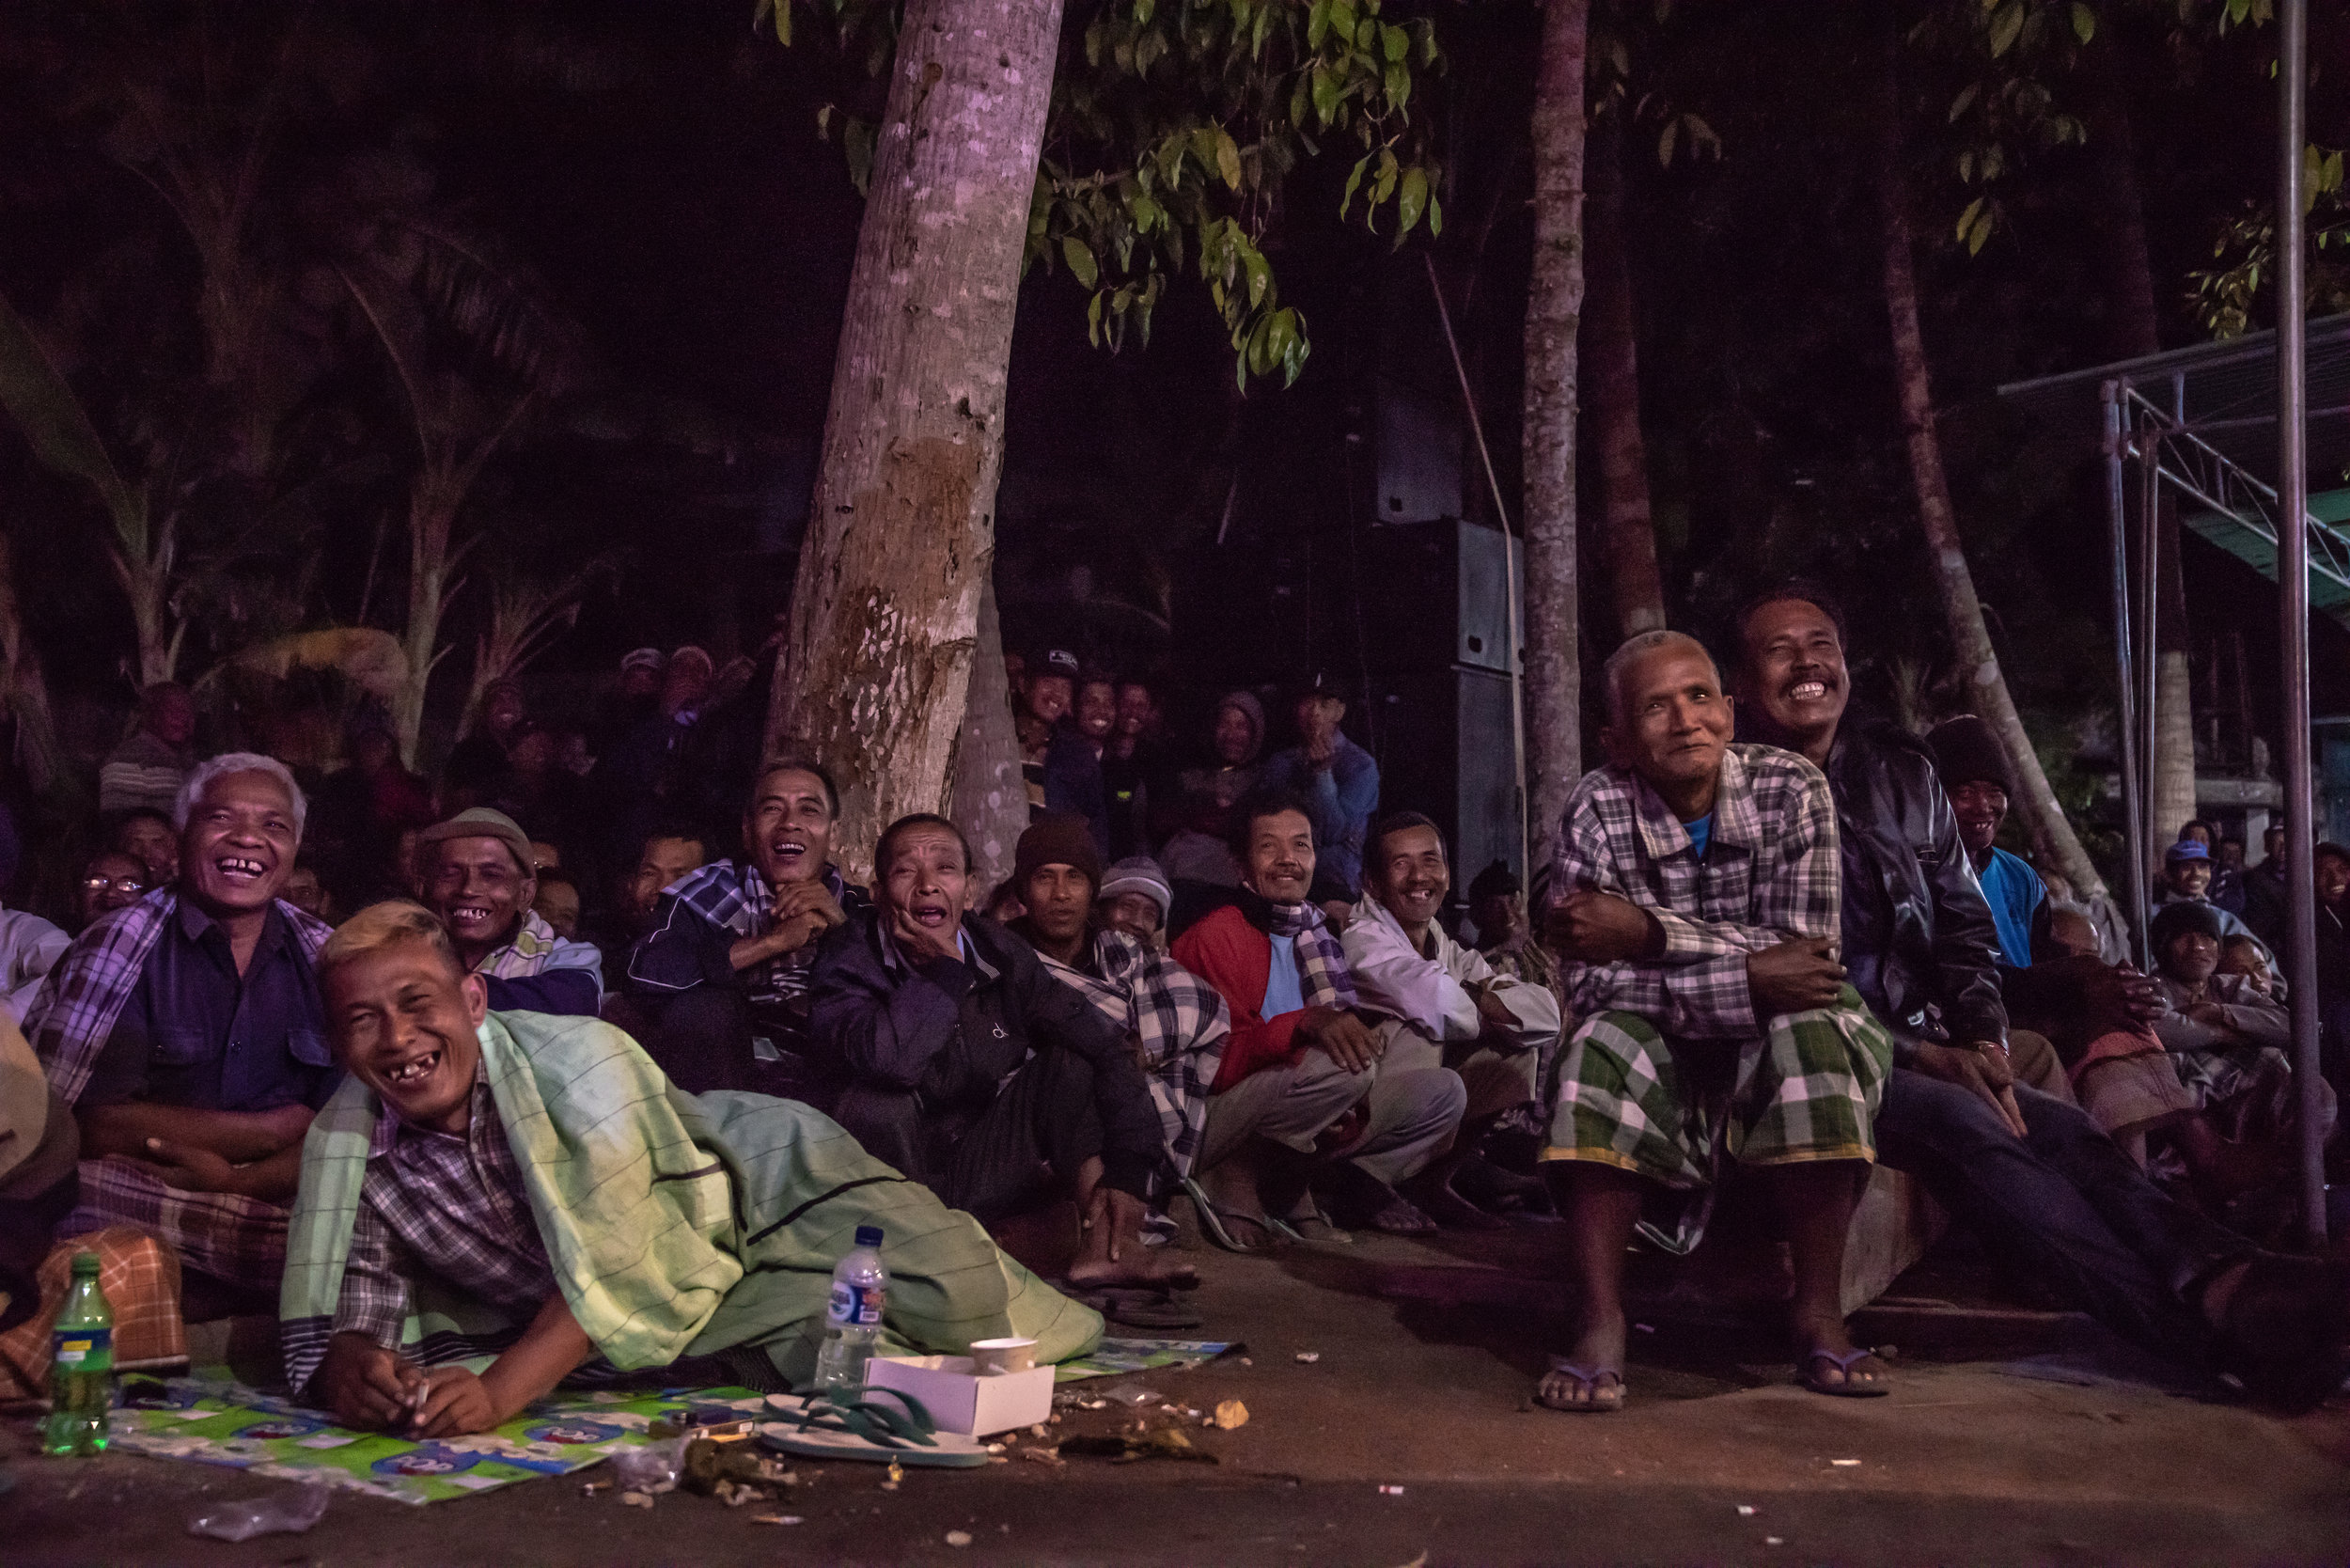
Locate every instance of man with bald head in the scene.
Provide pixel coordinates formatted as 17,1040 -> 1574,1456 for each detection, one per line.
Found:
1534,631 -> 1895,1413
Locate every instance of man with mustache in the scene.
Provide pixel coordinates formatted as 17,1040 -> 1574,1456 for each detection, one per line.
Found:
1173,797 -> 1465,1243
416,808 -> 603,1020
30,755 -> 338,1292
286,901 -> 1101,1436
626,760 -> 859,1096
1538,632 -> 1895,1412
1733,585 -> 2350,1410
807,814 -> 1183,1292
1343,812 -> 1559,1227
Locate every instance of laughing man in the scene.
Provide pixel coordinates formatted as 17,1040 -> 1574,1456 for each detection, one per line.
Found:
416,808 -> 603,1018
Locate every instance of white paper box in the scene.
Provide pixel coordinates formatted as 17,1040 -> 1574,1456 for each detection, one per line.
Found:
866,1355 -> 1054,1437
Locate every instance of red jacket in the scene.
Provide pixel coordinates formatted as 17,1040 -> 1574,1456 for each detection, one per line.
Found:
1171,903 -> 1309,1091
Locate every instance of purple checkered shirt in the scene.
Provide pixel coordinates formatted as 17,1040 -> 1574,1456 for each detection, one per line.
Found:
1547,743 -> 1842,1040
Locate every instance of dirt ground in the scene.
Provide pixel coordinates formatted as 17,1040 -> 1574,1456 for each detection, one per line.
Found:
8,1224 -> 2348,1567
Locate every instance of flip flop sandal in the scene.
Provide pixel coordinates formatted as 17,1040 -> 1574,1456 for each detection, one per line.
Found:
1537,1357 -> 1625,1414
1065,1285 -> 1206,1331
1269,1205 -> 1353,1245
1798,1347 -> 1892,1399
1186,1183 -> 1279,1253
757,1388 -> 992,1466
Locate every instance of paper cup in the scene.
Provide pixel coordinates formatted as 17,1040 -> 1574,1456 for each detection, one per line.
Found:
967,1337 -> 1037,1376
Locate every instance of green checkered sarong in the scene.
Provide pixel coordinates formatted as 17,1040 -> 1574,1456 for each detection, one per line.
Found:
1540,987 -> 1892,1254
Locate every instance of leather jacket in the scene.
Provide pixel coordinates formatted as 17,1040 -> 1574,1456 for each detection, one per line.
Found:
1825,719 -> 2008,1051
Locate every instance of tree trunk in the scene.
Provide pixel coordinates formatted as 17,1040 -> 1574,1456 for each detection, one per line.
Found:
1872,33 -> 2110,902
948,574 -> 1027,891
767,0 -> 1065,882
2087,64 -> 2200,848
1520,0 -> 1591,852
397,478 -> 457,769
1584,110 -> 1665,638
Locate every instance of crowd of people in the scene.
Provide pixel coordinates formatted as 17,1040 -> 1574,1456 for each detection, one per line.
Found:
2,599 -> 2347,1440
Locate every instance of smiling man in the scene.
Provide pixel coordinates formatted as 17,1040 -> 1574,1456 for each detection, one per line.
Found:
283,901 -> 1102,1436
1342,812 -> 1559,1228
625,760 -> 862,1095
30,755 -> 337,1292
1536,631 -> 1893,1413
807,815 -> 1177,1290
416,808 -> 603,1019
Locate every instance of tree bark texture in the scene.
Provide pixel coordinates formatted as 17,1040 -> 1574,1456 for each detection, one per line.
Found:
1872,35 -> 2110,902
769,0 -> 1064,881
947,574 -> 1027,891
1583,111 -> 1665,639
396,471 -> 459,768
1520,0 -> 1590,852
2088,69 -> 2200,847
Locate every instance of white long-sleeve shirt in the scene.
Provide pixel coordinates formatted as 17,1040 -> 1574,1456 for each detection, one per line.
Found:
1341,894 -> 1560,1053
0,908 -> 70,1027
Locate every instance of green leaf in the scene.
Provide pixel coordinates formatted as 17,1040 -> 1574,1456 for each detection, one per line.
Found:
1385,61 -> 1410,109
1988,0 -> 2024,57
1658,118 -> 1679,165
1290,69 -> 1314,129
1063,235 -> 1100,290
1966,208 -> 1993,255
1340,151 -> 1370,218
2069,2 -> 2094,43
1372,147 -> 1399,206
1134,0 -> 1154,22
1382,22 -> 1409,61
1949,82 -> 1980,123
751,0 -> 791,45
1089,289 -> 1105,347
1308,0 -> 1330,50
1329,0 -> 1358,49
1214,125 -> 1244,190
1956,196 -> 1984,243
1427,191 -> 1443,236
1244,247 -> 1271,307
1396,165 -> 1427,243
1311,63 -> 1343,125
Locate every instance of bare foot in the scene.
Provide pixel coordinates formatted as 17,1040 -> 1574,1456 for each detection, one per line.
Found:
1537,1314 -> 1627,1411
1066,1247 -> 1198,1290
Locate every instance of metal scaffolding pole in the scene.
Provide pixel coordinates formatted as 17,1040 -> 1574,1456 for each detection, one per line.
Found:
2102,382 -> 2149,966
2276,0 -> 2327,1249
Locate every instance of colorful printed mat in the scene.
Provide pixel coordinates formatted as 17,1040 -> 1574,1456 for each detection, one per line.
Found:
111,1379 -> 766,1506
1055,1337 -> 1236,1382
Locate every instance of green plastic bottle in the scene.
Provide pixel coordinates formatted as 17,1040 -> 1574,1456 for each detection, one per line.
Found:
40,1252 -> 113,1457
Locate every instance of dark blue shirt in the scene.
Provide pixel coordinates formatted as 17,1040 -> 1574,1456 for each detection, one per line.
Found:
79,899 -> 339,1113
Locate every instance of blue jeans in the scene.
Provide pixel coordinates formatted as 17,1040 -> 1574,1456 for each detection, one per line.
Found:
1873,1069 -> 2257,1362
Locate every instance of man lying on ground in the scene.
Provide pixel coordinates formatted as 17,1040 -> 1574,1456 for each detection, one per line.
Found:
1006,817 -> 1227,1254
807,814 -> 1186,1293
1539,631 -> 1894,1411
31,755 -> 337,1293
1343,812 -> 1559,1228
1732,584 -> 2350,1410
1174,797 -> 1465,1242
416,808 -> 603,1017
626,760 -> 858,1096
288,902 -> 1098,1435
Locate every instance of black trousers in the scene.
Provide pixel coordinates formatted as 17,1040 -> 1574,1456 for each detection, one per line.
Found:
1874,1070 -> 2257,1363
831,1049 -> 1108,1224
644,985 -> 822,1104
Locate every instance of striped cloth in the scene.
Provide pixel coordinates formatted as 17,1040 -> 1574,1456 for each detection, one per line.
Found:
658,860 -> 865,1008
1263,899 -> 1357,1010
1037,929 -> 1229,1180
281,1008 -> 1101,1396
1543,988 -> 1893,1254
29,891 -> 331,1283
0,1226 -> 185,1398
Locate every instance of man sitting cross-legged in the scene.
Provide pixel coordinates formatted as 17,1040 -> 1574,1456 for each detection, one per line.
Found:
416,808 -> 603,1018
626,760 -> 862,1096
287,902 -> 1100,1435
807,814 -> 1186,1293
1342,811 -> 1560,1228
1538,632 -> 1895,1413
31,755 -> 339,1294
1173,797 -> 1466,1242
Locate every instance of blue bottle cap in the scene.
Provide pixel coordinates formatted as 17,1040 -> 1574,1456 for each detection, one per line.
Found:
854,1225 -> 884,1247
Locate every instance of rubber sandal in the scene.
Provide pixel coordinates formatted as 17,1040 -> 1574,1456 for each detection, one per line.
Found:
1065,1285 -> 1206,1331
756,1388 -> 992,1466
1537,1356 -> 1625,1414
1268,1205 -> 1352,1245
1187,1184 -> 1280,1252
1797,1347 -> 1892,1399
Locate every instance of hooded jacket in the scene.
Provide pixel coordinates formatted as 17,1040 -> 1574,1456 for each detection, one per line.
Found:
1825,719 -> 2008,1052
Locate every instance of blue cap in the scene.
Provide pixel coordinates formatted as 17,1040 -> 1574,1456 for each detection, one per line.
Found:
2166,839 -> 2212,863
854,1225 -> 883,1247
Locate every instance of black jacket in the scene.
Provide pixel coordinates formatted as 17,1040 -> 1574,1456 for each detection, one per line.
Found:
1825,720 -> 2009,1051
807,907 -> 1164,1197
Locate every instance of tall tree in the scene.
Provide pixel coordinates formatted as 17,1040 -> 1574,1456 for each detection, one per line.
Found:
1522,0 -> 1591,845
1872,23 -> 2111,903
770,0 -> 1068,876
1583,106 -> 1665,638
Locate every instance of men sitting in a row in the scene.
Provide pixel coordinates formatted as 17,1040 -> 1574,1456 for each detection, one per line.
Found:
30,755 -> 336,1295
626,759 -> 858,1096
1730,585 -> 2348,1412
1539,632 -> 1894,1412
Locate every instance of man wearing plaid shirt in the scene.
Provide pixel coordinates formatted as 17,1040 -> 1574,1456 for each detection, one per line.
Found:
1536,631 -> 1894,1414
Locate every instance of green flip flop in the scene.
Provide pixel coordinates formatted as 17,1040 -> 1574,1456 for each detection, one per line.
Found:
756,1387 -> 993,1466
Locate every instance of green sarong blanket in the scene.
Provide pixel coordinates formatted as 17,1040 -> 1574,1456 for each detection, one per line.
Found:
280,1011 -> 1101,1394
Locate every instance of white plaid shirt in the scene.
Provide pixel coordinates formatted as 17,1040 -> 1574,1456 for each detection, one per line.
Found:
1548,744 -> 1841,1040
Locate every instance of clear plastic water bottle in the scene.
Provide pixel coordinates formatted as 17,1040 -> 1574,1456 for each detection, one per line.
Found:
810,1225 -> 886,1391
41,1251 -> 113,1456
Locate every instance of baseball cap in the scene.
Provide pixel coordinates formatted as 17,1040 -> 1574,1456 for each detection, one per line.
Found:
2165,839 -> 2212,864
